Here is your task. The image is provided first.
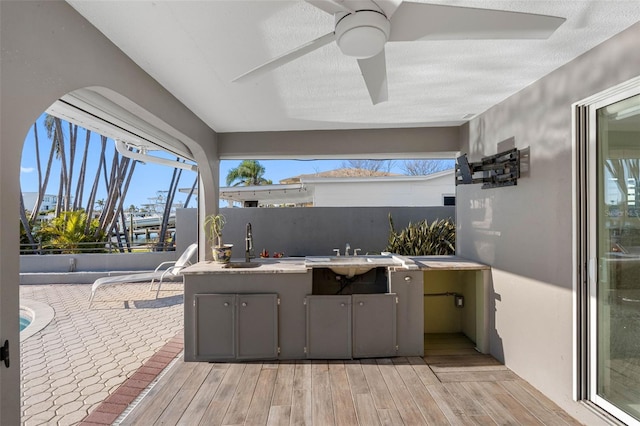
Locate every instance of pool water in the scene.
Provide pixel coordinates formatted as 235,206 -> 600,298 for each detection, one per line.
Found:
20,315 -> 31,332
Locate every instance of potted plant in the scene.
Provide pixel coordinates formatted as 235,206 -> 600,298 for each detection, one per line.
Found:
204,213 -> 233,263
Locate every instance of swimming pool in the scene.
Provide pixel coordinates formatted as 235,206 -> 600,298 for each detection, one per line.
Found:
20,309 -> 32,332
20,300 -> 55,341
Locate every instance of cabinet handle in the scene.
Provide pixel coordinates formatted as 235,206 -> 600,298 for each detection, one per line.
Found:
359,301 -> 364,306
241,302 -> 247,307
340,303 -> 345,307
223,302 -> 229,307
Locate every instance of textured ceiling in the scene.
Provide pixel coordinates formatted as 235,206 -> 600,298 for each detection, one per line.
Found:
67,1 -> 640,133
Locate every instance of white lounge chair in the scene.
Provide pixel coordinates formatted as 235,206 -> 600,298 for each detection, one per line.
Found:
88,243 -> 198,308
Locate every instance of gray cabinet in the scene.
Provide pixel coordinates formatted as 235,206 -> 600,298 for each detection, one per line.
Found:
305,294 -> 397,359
193,293 -> 278,361
237,294 -> 279,360
195,294 -> 235,359
353,294 -> 397,358
389,271 -> 424,356
306,295 -> 352,359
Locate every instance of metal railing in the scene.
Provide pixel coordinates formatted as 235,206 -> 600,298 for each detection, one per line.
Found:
19,241 -> 176,255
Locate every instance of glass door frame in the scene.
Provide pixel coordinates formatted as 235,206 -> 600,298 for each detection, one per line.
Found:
575,76 -> 640,426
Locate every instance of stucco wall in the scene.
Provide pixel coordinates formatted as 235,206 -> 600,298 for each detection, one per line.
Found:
218,206 -> 455,257
0,2 -> 217,422
456,22 -> 640,423
312,173 -> 455,207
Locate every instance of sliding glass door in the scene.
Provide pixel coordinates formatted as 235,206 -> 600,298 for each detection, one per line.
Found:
592,92 -> 640,424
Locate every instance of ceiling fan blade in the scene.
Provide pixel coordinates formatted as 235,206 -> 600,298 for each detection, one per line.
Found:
357,49 -> 388,105
305,0 -> 354,15
233,32 -> 336,83
389,2 -> 566,41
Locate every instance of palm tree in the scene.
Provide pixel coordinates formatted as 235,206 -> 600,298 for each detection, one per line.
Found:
29,120 -> 58,224
225,160 -> 272,186
73,128 -> 92,210
84,136 -> 108,233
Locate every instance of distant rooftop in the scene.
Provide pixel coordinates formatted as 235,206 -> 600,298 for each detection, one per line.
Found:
280,168 -> 400,184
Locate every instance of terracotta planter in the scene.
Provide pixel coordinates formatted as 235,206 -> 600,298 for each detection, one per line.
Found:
212,244 -> 233,263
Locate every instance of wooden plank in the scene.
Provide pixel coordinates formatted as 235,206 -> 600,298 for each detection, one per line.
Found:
466,414 -> 498,425
425,333 -> 475,348
352,393 -> 381,426
511,379 -> 570,412
377,408 -> 405,426
424,333 -> 479,357
443,382 -> 487,417
328,362 -> 358,425
375,358 -> 427,424
428,384 -> 491,426
221,363 -> 262,426
290,388 -> 312,426
360,359 -> 396,410
121,358 -> 199,425
461,381 -> 525,425
116,335 -> 585,426
198,363 -> 246,426
271,362 -> 295,406
293,360 -> 312,391
436,370 -> 519,383
392,357 -> 449,424
311,361 -> 335,425
290,360 -> 312,426
344,360 -> 370,395
155,362 -> 214,425
426,354 -> 506,372
245,368 -> 278,425
425,348 -> 481,357
500,380 -> 577,425
267,405 -> 292,426
407,356 -> 440,386
177,364 -> 229,425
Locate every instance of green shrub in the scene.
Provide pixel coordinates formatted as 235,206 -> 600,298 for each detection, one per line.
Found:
37,210 -> 106,253
385,214 -> 455,256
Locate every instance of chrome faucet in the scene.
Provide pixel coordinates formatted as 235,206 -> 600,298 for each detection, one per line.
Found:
345,243 -> 351,256
245,223 -> 254,262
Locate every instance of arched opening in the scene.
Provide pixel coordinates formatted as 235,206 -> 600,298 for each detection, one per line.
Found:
16,88 -> 207,423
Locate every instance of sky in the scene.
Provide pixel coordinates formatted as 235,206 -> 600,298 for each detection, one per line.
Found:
20,114 -> 453,210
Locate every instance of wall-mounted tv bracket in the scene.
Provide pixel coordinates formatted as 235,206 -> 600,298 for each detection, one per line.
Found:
455,148 -> 520,189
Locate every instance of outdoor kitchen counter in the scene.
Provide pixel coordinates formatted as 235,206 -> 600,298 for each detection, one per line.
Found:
183,256 -> 492,362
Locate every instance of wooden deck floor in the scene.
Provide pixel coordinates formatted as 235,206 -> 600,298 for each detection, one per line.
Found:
119,334 -> 582,425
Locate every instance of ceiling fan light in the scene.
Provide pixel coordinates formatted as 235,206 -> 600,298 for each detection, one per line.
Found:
335,10 -> 390,59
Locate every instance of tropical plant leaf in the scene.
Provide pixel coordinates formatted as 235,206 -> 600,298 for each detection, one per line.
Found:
386,214 -> 455,256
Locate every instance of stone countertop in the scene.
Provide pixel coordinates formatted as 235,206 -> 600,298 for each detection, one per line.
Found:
407,256 -> 490,271
183,255 -> 490,274
182,258 -> 309,275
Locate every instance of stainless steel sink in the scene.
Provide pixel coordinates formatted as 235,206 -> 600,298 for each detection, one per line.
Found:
305,255 -> 402,278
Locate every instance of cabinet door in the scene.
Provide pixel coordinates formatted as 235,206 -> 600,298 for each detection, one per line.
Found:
236,294 -> 279,360
352,294 -> 397,358
194,294 -> 235,359
306,295 -> 351,359
389,271 -> 424,356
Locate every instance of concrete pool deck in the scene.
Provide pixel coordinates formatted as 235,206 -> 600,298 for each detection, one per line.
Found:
20,282 -> 184,425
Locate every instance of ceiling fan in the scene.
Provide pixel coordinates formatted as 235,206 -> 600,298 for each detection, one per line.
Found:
233,1 -> 565,105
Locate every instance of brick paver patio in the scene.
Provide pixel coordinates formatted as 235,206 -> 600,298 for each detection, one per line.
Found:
20,282 -> 184,426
